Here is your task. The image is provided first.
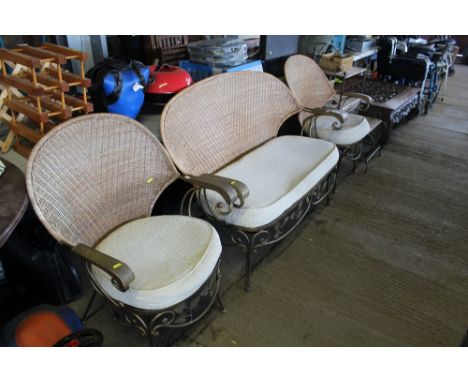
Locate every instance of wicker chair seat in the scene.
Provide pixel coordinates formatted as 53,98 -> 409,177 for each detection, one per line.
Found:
200,136 -> 339,229
299,111 -> 370,146
91,216 -> 221,310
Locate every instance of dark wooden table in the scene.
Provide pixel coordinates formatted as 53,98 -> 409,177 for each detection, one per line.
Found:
340,78 -> 420,144
0,159 -> 28,248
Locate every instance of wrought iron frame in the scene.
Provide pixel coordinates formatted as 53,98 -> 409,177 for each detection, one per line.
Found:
181,167 -> 337,292
83,259 -> 223,346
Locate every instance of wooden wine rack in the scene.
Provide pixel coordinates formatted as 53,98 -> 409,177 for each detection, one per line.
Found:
0,43 -> 93,157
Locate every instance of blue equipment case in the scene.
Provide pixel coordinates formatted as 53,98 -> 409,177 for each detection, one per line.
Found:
103,66 -> 150,119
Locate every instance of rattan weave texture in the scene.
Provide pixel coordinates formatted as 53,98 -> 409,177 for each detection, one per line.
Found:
284,54 -> 336,109
160,71 -> 301,176
26,114 -> 179,247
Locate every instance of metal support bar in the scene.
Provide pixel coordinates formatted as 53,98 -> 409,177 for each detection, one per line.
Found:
81,290 -> 98,322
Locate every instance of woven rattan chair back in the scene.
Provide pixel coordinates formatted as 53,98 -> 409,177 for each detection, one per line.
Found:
284,54 -> 336,109
26,114 -> 179,247
160,71 -> 300,176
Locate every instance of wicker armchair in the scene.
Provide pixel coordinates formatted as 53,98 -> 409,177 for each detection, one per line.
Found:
26,113 -> 224,345
284,54 -> 376,164
161,71 -> 339,291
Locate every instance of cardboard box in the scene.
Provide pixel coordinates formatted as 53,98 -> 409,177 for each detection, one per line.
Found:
319,52 -> 354,72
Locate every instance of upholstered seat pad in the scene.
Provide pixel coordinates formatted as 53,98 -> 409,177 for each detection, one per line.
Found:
299,111 -> 370,146
90,216 -> 221,310
202,136 -> 339,229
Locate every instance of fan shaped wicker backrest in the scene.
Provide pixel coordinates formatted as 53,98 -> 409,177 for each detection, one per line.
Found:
160,71 -> 300,176
26,114 -> 179,247
284,54 -> 336,109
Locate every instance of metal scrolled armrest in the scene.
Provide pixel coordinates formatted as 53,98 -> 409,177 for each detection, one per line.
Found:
302,107 -> 345,132
341,92 -> 373,110
302,107 -> 345,124
181,174 -> 249,210
72,243 -> 135,292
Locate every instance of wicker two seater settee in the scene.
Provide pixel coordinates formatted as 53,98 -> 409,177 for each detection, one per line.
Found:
160,71 -> 340,291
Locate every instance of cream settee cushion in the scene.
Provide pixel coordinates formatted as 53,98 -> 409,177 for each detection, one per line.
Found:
201,135 -> 339,229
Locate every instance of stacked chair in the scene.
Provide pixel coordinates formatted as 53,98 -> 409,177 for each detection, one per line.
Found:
24,65 -> 383,345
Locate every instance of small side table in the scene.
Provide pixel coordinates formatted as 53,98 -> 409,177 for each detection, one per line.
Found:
340,77 -> 421,144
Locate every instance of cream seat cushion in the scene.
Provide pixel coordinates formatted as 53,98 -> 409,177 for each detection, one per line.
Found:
201,135 -> 339,229
90,216 -> 221,310
299,110 -> 370,146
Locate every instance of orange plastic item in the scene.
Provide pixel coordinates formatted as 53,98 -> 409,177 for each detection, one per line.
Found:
15,311 -> 72,347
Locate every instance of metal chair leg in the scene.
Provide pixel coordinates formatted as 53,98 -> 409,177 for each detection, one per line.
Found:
81,290 -> 104,323
216,293 -> 227,313
352,157 -> 358,173
81,290 -> 97,322
245,244 -> 253,293
147,333 -> 157,347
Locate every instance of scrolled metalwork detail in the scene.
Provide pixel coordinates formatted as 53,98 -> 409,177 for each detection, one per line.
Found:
302,113 -> 343,138
182,164 -> 337,291
85,259 -> 221,345
230,229 -> 251,253
201,188 -> 234,218
230,168 -> 337,253
228,169 -> 336,292
112,304 -> 149,337
302,114 -> 320,137
180,187 -> 199,216
345,142 -> 363,161
331,120 -> 342,130
181,185 -> 241,222
359,101 -> 371,111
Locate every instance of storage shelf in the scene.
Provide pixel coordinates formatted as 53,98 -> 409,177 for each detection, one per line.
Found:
0,43 -> 92,157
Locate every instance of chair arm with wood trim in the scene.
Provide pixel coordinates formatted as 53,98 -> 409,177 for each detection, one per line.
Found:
180,174 -> 249,209
72,243 -> 135,292
301,107 -> 345,131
